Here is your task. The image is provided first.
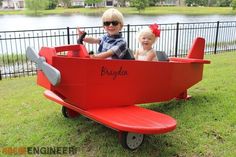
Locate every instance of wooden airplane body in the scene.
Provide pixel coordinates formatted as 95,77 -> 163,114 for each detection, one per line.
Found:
28,37 -> 210,149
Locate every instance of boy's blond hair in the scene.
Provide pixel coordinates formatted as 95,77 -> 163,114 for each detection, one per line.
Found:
102,8 -> 124,26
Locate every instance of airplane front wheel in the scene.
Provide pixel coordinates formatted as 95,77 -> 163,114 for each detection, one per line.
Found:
119,132 -> 144,150
61,106 -> 80,118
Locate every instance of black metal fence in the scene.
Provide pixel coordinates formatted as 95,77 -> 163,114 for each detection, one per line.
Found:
0,21 -> 236,79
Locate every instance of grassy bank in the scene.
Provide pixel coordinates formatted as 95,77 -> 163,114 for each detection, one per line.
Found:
0,54 -> 27,66
0,52 -> 236,156
0,7 -> 236,16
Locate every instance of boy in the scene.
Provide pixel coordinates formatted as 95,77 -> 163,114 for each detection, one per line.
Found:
77,8 -> 132,59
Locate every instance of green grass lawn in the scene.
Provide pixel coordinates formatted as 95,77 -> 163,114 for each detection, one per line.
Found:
0,52 -> 236,156
0,7 -> 236,15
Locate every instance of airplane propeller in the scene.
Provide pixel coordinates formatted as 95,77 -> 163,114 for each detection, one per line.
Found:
26,47 -> 61,86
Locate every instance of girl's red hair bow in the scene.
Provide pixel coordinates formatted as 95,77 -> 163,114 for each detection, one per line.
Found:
149,23 -> 160,37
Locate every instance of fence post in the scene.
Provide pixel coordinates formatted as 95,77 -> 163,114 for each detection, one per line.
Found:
214,21 -> 220,54
67,27 -> 70,45
127,24 -> 130,48
175,22 -> 179,57
0,70 -> 2,80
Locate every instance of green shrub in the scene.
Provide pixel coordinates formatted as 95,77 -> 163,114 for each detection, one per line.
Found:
232,0 -> 236,10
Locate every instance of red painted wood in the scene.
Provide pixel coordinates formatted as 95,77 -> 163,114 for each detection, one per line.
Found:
36,37 -> 210,135
44,90 -> 176,134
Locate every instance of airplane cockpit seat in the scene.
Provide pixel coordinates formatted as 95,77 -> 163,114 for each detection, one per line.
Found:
156,51 -> 169,61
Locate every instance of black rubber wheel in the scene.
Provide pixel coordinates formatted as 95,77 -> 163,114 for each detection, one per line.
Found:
119,132 -> 144,150
61,106 -> 79,118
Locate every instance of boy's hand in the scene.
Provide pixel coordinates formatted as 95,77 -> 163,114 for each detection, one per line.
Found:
89,54 -> 95,58
77,27 -> 100,44
77,27 -> 85,37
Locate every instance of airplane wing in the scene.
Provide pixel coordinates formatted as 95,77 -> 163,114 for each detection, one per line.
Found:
44,90 -> 176,134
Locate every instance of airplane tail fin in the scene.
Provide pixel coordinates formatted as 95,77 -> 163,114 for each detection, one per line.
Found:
187,37 -> 205,59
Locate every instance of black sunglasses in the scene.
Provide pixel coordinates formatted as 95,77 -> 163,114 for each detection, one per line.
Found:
103,21 -> 120,26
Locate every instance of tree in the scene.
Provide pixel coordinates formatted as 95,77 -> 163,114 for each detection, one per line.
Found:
185,0 -> 195,6
232,0 -> 236,9
0,0 -> 3,7
217,0 -> 232,7
46,0 -> 58,10
131,0 -> 149,12
25,0 -> 48,15
148,0 -> 160,6
186,0 -> 232,6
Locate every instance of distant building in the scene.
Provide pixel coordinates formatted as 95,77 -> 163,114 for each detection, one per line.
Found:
156,0 -> 178,6
153,0 -> 186,6
71,0 -> 117,7
2,0 -> 24,9
71,0 -> 85,7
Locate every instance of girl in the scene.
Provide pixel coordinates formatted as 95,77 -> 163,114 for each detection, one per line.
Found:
135,23 -> 160,61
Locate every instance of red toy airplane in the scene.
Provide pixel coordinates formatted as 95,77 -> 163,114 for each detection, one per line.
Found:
26,37 -> 210,150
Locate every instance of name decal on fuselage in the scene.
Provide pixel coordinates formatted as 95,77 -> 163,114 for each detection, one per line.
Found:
101,66 -> 128,80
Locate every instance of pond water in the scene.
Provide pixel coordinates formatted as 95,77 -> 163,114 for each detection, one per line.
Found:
1,13 -> 236,78
0,14 -> 236,31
